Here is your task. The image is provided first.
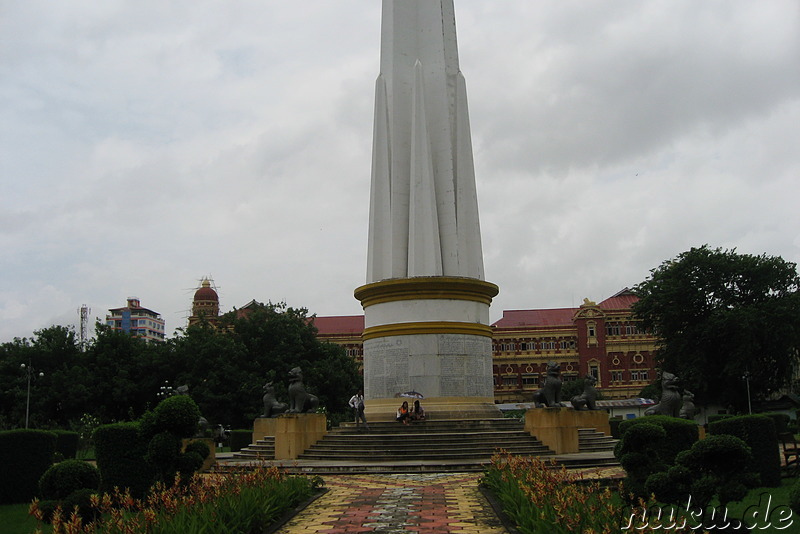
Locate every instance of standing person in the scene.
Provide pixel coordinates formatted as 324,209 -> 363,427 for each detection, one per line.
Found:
396,401 -> 411,425
349,390 -> 369,430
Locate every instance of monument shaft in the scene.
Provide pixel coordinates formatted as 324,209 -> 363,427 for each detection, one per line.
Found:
357,0 -> 498,419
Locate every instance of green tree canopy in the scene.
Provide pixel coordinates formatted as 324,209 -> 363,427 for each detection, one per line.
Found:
633,245 -> 800,408
167,301 -> 361,429
0,302 -> 361,431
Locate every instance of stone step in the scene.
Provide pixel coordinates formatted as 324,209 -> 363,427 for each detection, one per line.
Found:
229,417 -> 619,471
577,428 -> 617,452
298,418 -> 554,463
330,419 -> 523,434
298,449 -> 553,462
317,431 -> 544,442
215,451 -> 619,475
235,437 -> 275,460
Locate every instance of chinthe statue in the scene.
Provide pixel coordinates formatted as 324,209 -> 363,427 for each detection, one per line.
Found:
571,374 -> 599,410
287,367 -> 319,413
532,361 -> 562,408
644,371 -> 682,417
261,381 -> 288,418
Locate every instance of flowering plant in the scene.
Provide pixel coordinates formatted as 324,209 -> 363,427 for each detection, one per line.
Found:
30,464 -> 319,534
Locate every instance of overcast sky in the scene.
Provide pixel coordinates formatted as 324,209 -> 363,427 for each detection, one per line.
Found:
2,1 -> 799,342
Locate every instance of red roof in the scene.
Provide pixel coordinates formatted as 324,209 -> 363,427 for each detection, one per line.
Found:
312,315 -> 365,335
194,286 -> 219,301
599,288 -> 639,310
492,308 -> 577,328
492,289 -> 638,329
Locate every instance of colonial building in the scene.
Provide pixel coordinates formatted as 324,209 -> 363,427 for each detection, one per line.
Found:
106,297 -> 166,342
312,315 -> 365,367
188,278 -> 220,327
313,289 -> 658,402
491,289 -> 657,402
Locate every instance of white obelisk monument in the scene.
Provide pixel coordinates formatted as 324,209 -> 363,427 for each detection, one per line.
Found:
355,0 -> 500,420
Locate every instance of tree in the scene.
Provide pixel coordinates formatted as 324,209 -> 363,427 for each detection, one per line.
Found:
633,246 -> 800,408
170,302 -> 361,429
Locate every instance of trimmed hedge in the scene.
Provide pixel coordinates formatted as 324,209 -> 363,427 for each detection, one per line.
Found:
94,422 -> 153,498
39,459 -> 100,500
707,413 -> 734,424
53,430 -> 80,459
0,429 -> 57,504
708,414 -> 781,487
762,412 -> 791,434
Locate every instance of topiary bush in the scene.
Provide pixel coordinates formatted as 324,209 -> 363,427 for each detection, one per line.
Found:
62,487 -> 101,523
39,459 -> 100,500
614,416 -> 699,500
138,409 -> 158,442
146,431 -> 181,477
0,429 -> 57,504
708,414 -> 781,487
184,439 -> 211,461
176,451 -> 204,480
614,422 -> 668,499
94,422 -> 153,498
647,434 -> 757,508
53,430 -> 80,459
154,395 -> 201,438
618,416 -> 699,465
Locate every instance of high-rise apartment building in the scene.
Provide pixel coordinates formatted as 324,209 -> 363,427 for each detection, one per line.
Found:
106,297 -> 166,342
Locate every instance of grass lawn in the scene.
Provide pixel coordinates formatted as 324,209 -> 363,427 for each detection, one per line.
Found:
0,503 -> 50,534
717,477 -> 797,532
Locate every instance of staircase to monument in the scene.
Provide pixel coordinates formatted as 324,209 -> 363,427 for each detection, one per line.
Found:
230,418 -> 617,473
300,418 -> 552,461
236,436 -> 275,461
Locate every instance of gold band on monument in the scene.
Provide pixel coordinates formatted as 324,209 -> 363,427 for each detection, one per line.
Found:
362,321 -> 494,340
354,277 -> 499,308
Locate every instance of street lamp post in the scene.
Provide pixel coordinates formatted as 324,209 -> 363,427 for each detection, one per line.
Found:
743,371 -> 752,415
20,362 -> 44,429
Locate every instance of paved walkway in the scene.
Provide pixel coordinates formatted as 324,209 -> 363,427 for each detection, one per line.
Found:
274,472 -> 509,534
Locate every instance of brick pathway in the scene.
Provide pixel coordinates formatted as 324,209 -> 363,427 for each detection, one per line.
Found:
274,473 -> 508,534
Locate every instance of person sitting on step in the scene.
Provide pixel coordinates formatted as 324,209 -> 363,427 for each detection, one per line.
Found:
411,399 -> 425,421
396,401 -> 411,425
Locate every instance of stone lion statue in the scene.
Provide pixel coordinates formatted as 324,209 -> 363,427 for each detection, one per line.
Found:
532,361 -> 562,408
679,390 -> 697,420
261,381 -> 287,418
287,367 -> 319,413
570,374 -> 599,410
644,371 -> 682,417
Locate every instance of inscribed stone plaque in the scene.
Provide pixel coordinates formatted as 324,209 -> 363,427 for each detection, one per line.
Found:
439,334 -> 465,355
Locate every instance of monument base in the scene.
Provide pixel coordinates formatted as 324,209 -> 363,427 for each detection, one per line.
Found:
252,413 -> 327,460
524,408 -> 610,454
364,396 -> 500,422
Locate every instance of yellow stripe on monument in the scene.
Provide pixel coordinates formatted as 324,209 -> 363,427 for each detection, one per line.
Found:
362,321 -> 493,340
355,276 -> 499,308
